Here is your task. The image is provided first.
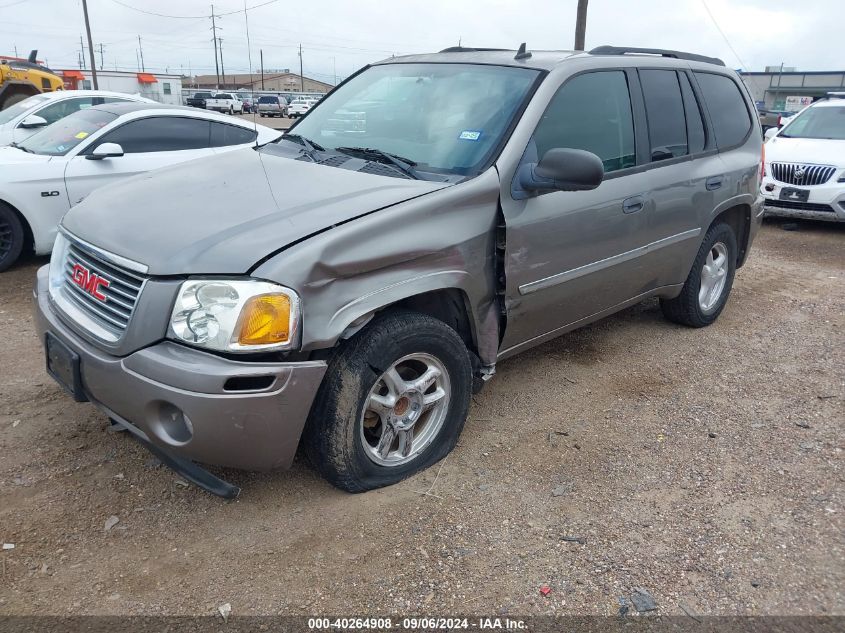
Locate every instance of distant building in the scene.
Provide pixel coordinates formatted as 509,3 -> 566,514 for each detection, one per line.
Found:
739,69 -> 845,110
191,72 -> 334,93
57,69 -> 183,105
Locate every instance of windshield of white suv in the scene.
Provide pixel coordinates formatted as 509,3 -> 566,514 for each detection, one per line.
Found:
280,62 -> 540,175
0,93 -> 50,125
780,105 -> 845,140
17,108 -> 117,156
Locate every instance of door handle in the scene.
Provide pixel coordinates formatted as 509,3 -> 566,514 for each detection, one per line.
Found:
706,176 -> 724,191
622,196 -> 644,214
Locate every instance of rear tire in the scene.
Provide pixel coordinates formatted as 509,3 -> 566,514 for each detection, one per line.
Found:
660,222 -> 737,327
0,91 -> 32,110
303,310 -> 473,493
0,202 -> 26,273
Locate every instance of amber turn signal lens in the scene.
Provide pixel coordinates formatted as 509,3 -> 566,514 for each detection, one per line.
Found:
237,294 -> 291,346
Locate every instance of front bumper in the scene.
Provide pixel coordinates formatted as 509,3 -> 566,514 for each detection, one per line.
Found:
34,265 -> 327,471
761,177 -> 845,222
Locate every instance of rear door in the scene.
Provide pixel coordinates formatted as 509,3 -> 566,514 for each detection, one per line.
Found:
64,116 -> 213,206
500,69 -> 657,353
631,68 -> 707,287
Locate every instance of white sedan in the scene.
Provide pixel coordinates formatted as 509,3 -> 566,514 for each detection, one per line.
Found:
0,102 -> 280,271
0,90 -> 155,147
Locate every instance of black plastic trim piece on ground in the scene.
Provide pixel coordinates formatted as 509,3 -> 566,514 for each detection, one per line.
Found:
113,419 -> 241,499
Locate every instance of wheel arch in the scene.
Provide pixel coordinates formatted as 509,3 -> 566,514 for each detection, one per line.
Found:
331,279 -> 497,368
709,201 -> 752,268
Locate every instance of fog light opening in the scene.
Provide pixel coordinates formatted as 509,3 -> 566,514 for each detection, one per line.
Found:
153,402 -> 194,446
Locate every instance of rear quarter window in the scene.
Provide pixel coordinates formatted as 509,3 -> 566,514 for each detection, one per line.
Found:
694,72 -> 752,149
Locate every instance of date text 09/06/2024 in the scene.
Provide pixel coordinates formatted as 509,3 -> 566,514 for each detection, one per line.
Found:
307,617 -> 528,630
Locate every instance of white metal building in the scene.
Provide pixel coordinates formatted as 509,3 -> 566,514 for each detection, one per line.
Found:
58,70 -> 184,105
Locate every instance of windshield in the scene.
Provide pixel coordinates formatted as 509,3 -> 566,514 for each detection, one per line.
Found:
781,105 -> 845,140
259,96 -> 278,104
0,94 -> 51,126
18,108 -> 117,156
284,62 -> 540,174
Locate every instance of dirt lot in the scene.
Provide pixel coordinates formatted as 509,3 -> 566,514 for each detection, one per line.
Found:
231,112 -> 293,130
0,219 -> 842,617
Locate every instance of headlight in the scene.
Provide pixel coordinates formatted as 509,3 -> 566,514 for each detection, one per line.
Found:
48,232 -> 71,300
168,279 -> 300,353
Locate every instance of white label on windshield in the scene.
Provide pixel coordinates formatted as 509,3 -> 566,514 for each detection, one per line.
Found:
458,130 -> 482,141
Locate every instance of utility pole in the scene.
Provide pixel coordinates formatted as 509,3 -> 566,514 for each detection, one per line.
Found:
298,43 -> 304,92
13,45 -> 18,58
218,38 -> 226,87
260,49 -> 264,90
81,0 -> 99,88
574,0 -> 589,51
98,43 -> 105,71
211,4 -> 221,88
138,35 -> 145,72
79,35 -> 86,69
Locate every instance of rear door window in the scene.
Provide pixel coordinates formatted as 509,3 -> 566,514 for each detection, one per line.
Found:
693,72 -> 752,148
639,69 -> 688,161
679,73 -> 706,153
533,70 -> 636,173
96,116 -> 211,153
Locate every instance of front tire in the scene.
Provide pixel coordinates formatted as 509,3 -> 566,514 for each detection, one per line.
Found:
303,311 -> 473,493
660,222 -> 737,327
0,203 -> 25,273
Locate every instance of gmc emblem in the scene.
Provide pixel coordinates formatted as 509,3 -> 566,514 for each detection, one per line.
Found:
71,263 -> 110,301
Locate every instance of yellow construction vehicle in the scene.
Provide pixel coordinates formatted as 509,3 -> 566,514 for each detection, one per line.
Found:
0,50 -> 64,110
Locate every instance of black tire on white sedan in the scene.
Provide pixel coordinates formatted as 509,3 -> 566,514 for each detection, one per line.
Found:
0,202 -> 26,272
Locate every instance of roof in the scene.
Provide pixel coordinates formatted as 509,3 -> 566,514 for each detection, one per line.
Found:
379,45 -> 726,71
37,89 -> 155,102
380,49 -> 580,71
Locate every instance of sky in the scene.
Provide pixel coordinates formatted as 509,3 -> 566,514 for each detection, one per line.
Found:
1,0 -> 842,83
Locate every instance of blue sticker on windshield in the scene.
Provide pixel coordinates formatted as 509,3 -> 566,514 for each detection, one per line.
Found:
458,130 -> 482,141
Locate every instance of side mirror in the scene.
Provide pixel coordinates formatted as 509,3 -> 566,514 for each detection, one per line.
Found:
519,148 -> 604,193
19,114 -> 47,129
764,127 -> 778,141
86,142 -> 124,160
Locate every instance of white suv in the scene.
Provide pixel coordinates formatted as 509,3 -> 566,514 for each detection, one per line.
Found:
762,95 -> 845,222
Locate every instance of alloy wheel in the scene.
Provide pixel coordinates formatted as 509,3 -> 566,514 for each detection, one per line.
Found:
359,353 -> 451,466
699,242 -> 728,312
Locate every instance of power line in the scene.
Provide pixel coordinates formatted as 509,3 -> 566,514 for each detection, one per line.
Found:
107,0 -> 281,19
698,0 -> 750,70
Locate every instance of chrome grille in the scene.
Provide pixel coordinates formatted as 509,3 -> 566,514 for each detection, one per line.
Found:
61,241 -> 145,337
770,163 -> 836,186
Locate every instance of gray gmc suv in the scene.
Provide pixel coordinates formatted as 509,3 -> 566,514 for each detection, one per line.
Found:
34,45 -> 764,496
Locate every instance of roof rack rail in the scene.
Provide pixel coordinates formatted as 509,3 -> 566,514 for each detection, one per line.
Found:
589,45 -> 725,67
439,46 -> 509,53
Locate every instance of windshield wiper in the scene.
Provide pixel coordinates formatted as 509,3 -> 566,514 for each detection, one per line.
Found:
334,146 -> 422,180
10,142 -> 33,153
282,133 -> 324,162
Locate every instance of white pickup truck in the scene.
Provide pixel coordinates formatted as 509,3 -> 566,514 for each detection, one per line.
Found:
204,93 -> 244,115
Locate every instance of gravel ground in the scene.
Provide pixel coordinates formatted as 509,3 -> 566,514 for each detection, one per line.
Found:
0,219 -> 842,617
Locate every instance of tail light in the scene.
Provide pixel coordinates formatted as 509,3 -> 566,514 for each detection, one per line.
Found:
777,115 -> 782,127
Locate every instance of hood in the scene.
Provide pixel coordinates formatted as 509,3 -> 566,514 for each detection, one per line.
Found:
62,147 -> 449,275
0,145 -> 53,165
766,136 -> 845,167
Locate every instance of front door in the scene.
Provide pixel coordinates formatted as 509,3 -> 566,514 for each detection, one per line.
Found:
64,116 -> 214,206
499,69 -> 655,354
